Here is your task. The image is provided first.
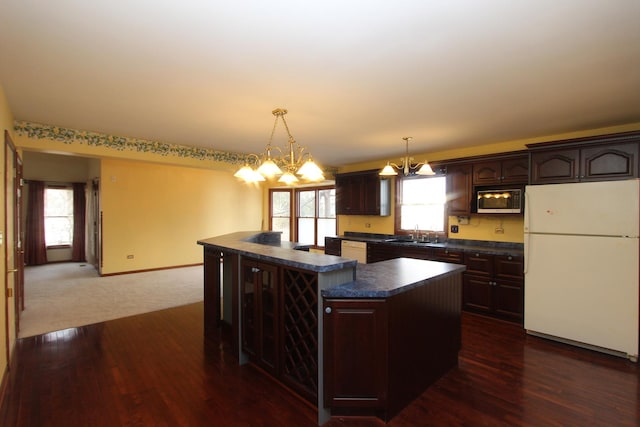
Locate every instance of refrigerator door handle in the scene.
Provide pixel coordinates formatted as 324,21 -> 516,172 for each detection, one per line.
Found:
523,232 -> 529,275
523,188 -> 530,275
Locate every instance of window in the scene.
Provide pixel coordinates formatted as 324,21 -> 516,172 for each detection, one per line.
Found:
270,189 -> 292,241
44,187 -> 74,246
270,187 -> 336,247
397,175 -> 446,234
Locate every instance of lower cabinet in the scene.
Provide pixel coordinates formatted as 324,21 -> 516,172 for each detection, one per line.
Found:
240,258 -> 319,404
324,237 -> 341,256
324,272 -> 462,421
241,259 -> 279,373
323,299 -> 388,409
462,253 -> 524,323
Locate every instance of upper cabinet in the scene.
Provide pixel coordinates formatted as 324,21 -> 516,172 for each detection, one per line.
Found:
335,169 -> 391,216
473,155 -> 529,186
528,132 -> 640,185
446,163 -> 473,216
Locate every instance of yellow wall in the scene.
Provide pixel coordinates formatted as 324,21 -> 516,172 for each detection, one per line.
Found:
0,84 -> 15,386
100,158 -> 262,274
336,122 -> 640,243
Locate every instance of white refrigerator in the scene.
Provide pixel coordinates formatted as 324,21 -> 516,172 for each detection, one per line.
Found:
524,179 -> 639,361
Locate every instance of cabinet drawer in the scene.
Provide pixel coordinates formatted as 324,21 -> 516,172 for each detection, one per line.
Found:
432,248 -> 463,264
463,252 -> 493,275
494,255 -> 524,279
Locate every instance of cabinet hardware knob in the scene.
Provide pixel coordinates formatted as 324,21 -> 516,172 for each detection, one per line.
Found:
325,307 -> 332,314
508,256 -> 512,260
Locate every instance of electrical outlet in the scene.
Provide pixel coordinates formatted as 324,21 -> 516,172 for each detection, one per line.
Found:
450,225 -> 459,233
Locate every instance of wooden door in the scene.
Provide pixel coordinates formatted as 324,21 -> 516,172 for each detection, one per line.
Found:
4,131 -> 23,354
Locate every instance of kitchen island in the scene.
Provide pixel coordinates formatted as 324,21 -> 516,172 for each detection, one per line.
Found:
198,231 -> 465,425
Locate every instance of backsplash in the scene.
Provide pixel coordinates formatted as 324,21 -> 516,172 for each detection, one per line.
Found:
338,214 -> 524,243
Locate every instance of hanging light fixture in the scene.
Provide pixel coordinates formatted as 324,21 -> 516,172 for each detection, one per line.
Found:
234,108 -> 324,184
379,136 -> 435,176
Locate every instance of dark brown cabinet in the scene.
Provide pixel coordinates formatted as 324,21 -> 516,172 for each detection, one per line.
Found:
462,252 -> 524,323
240,258 -> 319,404
366,242 -> 464,265
528,133 -> 640,184
241,259 -> 279,373
335,170 -> 391,216
367,241 -> 396,263
445,163 -> 473,215
323,299 -> 388,409
324,237 -> 341,256
473,155 -> 529,186
324,269 -> 462,421
431,247 -> 463,264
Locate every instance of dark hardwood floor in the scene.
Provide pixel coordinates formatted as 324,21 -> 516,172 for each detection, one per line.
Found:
1,302 -> 638,426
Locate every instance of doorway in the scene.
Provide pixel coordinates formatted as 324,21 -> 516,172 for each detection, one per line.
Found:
4,130 -> 24,356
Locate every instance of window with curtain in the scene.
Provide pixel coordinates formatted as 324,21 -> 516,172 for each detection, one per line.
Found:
25,181 -> 86,265
44,187 -> 74,246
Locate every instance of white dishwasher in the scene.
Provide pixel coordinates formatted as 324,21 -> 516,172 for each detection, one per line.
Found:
340,240 -> 367,264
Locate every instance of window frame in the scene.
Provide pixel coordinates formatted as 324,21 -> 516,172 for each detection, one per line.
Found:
44,184 -> 74,248
394,172 -> 448,239
269,185 -> 336,248
295,186 -> 336,248
269,188 -> 294,242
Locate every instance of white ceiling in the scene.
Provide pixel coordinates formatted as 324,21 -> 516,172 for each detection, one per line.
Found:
1,1 -> 639,168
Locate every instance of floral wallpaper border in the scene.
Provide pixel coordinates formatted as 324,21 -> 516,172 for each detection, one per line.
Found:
14,120 -> 249,164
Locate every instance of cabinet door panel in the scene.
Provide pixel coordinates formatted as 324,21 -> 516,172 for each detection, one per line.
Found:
324,299 -> 388,408
473,160 -> 501,185
493,278 -> 524,322
259,263 -> 279,371
446,164 -> 472,215
462,274 -> 492,313
367,242 -> 400,263
324,237 -> 341,256
501,156 -> 529,184
463,252 -> 494,275
581,143 -> 638,181
494,255 -> 524,280
241,261 -> 258,357
530,149 -> 579,184
432,248 -> 463,264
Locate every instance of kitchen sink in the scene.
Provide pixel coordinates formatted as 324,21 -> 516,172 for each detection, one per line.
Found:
382,238 -> 446,247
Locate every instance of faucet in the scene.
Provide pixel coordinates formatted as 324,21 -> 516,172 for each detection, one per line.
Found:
414,225 -> 419,241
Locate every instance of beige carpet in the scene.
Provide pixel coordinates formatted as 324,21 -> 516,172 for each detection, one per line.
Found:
19,263 -> 204,338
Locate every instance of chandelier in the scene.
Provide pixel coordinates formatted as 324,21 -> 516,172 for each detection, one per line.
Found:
234,108 -> 324,185
379,136 -> 435,176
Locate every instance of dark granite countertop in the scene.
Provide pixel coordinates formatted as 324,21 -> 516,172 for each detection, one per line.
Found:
321,258 -> 466,298
198,231 -> 357,273
333,232 -> 524,257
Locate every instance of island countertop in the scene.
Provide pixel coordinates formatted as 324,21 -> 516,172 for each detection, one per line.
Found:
321,257 -> 466,298
197,231 -> 357,273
